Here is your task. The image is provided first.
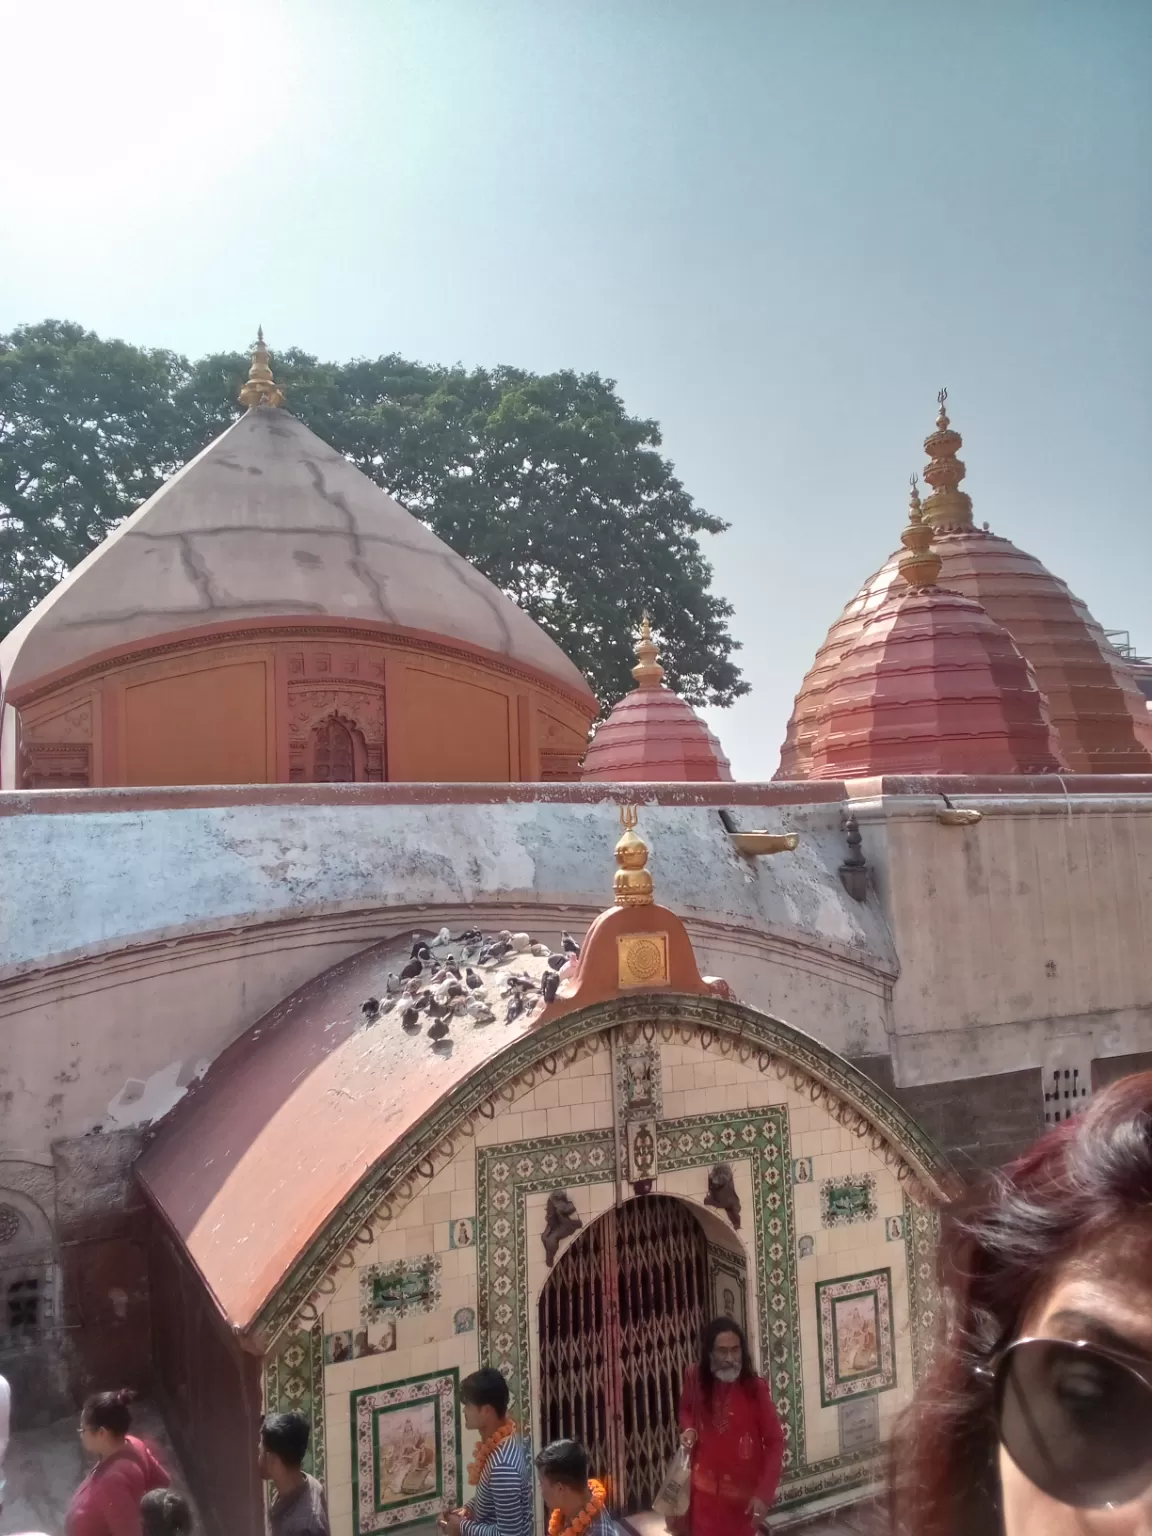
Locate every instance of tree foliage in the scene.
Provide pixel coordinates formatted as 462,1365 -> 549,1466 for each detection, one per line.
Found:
0,320 -> 747,707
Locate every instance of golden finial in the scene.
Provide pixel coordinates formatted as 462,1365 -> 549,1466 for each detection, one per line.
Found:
921,387 -> 972,530
631,612 -> 665,690
898,472 -> 942,589
614,805 -> 654,907
238,326 -> 285,410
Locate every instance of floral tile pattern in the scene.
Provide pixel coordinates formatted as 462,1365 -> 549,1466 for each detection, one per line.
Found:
352,1367 -> 461,1534
819,1174 -> 877,1228
360,1255 -> 441,1323
903,1195 -> 943,1385
815,1268 -> 895,1406
264,1320 -> 325,1482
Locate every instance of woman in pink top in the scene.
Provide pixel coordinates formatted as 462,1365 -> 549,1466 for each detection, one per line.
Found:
66,1391 -> 170,1536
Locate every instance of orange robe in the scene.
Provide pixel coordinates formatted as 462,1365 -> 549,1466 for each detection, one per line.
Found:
677,1366 -> 784,1536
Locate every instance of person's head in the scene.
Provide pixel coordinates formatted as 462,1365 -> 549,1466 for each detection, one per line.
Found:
891,1071 -> 1152,1536
140,1489 -> 193,1536
698,1315 -> 753,1392
460,1367 -> 510,1435
535,1439 -> 590,1515
258,1411 -> 310,1485
79,1389 -> 135,1458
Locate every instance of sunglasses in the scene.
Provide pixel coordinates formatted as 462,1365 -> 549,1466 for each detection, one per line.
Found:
980,1337 -> 1152,1510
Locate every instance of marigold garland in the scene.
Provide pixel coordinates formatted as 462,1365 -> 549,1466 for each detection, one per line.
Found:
468,1418 -> 518,1487
548,1478 -> 607,1536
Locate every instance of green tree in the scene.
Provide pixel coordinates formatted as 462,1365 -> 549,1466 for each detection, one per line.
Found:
0,321 -> 747,707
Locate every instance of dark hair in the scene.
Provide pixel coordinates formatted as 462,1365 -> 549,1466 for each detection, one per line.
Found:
141,1490 -> 193,1536
890,1072 -> 1152,1536
460,1367 -> 510,1418
535,1438 -> 589,1490
261,1411 -> 311,1470
697,1315 -> 754,1398
81,1389 -> 136,1438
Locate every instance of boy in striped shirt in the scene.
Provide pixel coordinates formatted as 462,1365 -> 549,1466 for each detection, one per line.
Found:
441,1369 -> 532,1536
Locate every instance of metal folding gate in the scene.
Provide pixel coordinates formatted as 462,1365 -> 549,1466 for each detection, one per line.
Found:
537,1195 -> 709,1514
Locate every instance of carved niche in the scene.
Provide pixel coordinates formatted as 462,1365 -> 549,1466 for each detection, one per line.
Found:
18,700 -> 94,788
288,685 -> 386,783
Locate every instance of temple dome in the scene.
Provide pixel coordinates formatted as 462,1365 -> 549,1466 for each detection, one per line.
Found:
779,397 -> 1152,777
809,481 -> 1065,778
582,618 -> 733,781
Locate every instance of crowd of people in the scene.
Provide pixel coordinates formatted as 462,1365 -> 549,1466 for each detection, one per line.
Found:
2,1071 -> 1151,1535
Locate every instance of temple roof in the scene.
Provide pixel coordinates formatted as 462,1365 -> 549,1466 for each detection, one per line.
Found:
779,397 -> 1151,777
0,375 -> 594,704
137,925 -> 562,1341
808,480 -> 1064,778
582,618 -> 732,781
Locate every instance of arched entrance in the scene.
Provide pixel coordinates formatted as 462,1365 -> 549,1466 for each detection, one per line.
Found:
538,1195 -> 709,1514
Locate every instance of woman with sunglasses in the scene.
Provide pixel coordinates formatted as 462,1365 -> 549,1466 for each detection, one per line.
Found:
891,1071 -> 1152,1534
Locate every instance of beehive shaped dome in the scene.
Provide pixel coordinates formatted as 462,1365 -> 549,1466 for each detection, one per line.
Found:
582,618 -> 733,781
780,396 -> 1152,778
809,482 -> 1065,778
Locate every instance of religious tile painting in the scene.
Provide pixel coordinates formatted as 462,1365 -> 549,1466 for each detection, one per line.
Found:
816,1268 -> 895,1406
820,1174 -> 877,1228
360,1255 -> 441,1322
325,1330 -> 354,1365
449,1218 -> 474,1250
885,1216 -> 904,1242
791,1157 -> 813,1186
355,1321 -> 397,1358
454,1307 -> 475,1334
352,1368 -> 461,1535
614,1039 -> 663,1122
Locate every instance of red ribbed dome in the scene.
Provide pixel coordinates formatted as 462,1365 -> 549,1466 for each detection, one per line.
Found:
582,618 -> 733,782
809,584 -> 1066,779
779,400 -> 1152,777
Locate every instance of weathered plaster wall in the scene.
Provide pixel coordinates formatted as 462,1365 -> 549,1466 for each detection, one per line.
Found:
857,792 -> 1152,1087
0,795 -> 895,1160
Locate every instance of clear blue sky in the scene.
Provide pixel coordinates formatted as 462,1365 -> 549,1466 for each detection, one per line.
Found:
2,0 -> 1149,777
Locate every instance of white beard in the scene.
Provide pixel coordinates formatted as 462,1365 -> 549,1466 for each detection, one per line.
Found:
712,1362 -> 740,1382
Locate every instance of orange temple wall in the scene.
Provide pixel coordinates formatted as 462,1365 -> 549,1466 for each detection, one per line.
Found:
10,623 -> 595,788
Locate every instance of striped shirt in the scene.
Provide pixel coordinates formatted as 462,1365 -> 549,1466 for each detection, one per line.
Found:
460,1434 -> 533,1536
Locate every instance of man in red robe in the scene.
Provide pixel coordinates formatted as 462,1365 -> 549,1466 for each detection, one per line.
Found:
677,1317 -> 785,1536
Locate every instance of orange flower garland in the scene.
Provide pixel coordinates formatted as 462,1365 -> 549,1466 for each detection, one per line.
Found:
548,1479 -> 607,1536
467,1418 -> 518,1487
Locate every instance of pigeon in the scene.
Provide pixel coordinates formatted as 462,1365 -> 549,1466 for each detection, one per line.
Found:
401,1006 -> 421,1031
530,942 -> 551,957
443,981 -> 466,1001
505,994 -> 525,1025
465,968 -> 484,990
416,989 -> 435,1012
561,932 -> 581,957
445,960 -> 462,979
361,997 -> 381,1021
400,957 -> 423,982
457,928 -> 483,947
481,939 -> 511,964
385,972 -> 402,994
428,1017 -> 451,1042
410,938 -> 429,959
403,979 -> 422,999
541,969 -> 560,1003
433,926 -> 452,948
467,1001 -> 496,1025
430,968 -> 449,987
510,932 -> 531,953
547,953 -> 567,971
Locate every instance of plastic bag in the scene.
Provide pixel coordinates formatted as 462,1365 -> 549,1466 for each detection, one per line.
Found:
652,1443 -> 692,1518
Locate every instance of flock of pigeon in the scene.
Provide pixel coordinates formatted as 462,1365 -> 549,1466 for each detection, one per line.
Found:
359,925 -> 582,1051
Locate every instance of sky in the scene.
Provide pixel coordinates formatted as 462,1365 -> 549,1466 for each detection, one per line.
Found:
1,0 -> 1149,778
